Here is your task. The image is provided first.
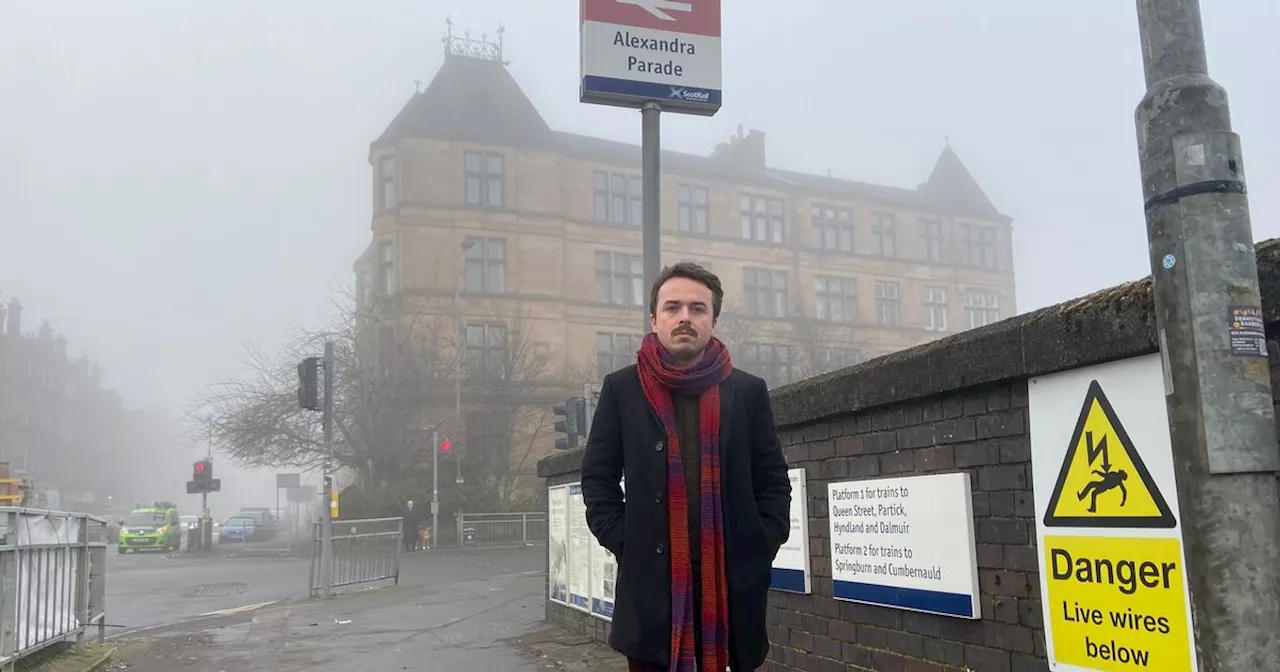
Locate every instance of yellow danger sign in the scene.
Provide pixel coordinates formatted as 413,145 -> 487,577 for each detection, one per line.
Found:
1042,381 -> 1176,529
1043,535 -> 1192,671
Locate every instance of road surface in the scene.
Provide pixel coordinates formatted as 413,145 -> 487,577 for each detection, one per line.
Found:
106,544 -> 545,636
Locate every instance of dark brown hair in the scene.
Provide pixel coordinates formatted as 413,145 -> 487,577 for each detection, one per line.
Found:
649,262 -> 724,319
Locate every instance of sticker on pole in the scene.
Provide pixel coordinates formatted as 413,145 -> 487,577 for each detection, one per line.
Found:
1041,381 -> 1175,529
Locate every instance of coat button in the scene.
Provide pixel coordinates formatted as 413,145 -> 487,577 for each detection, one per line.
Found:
656,542 -> 665,554
654,493 -> 662,504
654,441 -> 664,452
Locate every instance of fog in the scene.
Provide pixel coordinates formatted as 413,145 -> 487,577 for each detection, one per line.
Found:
1,1 -> 1278,516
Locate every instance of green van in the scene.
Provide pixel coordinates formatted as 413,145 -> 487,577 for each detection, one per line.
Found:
118,502 -> 181,553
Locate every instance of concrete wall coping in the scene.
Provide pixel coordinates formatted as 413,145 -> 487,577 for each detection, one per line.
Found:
768,238 -> 1280,429
538,446 -> 586,479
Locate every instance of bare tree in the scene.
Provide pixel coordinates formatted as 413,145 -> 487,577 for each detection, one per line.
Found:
190,300 -> 458,489
455,309 -> 559,507
496,405 -> 552,506
713,300 -> 762,356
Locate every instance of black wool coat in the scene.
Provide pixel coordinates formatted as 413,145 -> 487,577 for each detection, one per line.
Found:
580,365 -> 792,670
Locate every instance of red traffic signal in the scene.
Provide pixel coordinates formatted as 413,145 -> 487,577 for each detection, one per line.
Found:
195,462 -> 206,472
440,439 -> 452,453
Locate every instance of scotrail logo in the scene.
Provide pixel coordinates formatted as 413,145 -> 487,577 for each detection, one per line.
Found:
668,86 -> 711,103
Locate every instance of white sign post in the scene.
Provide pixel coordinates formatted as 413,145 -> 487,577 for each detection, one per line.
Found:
580,0 -> 722,333
1030,354 -> 1197,671
827,473 -> 980,619
580,0 -> 722,114
770,468 -> 811,594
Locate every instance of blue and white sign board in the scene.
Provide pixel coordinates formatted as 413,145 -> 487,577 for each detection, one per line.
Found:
567,483 -> 592,611
589,477 -> 624,621
548,485 -> 569,605
828,473 -> 981,619
580,0 -> 722,115
770,468 -> 811,594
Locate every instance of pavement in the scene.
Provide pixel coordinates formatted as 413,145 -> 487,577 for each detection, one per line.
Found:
104,564 -> 628,671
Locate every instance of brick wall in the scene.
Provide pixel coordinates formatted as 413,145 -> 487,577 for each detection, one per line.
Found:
766,380 -> 1043,672
537,240 -> 1280,671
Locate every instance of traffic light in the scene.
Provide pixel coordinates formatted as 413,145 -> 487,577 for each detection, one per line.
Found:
186,459 -> 221,494
553,397 -> 585,450
572,397 -> 588,438
297,357 -> 321,411
440,438 -> 452,454
194,459 -> 212,484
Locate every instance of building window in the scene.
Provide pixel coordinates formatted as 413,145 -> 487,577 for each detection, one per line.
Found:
465,151 -> 505,207
739,194 -> 785,243
875,281 -> 900,326
595,251 -> 644,306
356,269 -> 372,307
464,237 -> 507,293
596,332 -> 642,378
594,171 -> 642,226
871,213 -> 897,257
743,268 -> 788,318
377,155 -> 397,212
465,323 -> 507,379
814,275 -> 857,322
924,286 -> 948,332
377,241 -> 396,295
921,219 -> 944,263
811,205 -> 853,252
965,289 -> 1001,328
677,184 -> 709,235
956,223 -> 1000,269
465,410 -> 509,464
742,343 -> 792,388
812,347 -> 860,375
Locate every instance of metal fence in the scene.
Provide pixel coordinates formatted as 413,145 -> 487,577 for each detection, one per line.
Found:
309,517 -> 401,597
0,508 -> 107,671
457,512 -> 547,547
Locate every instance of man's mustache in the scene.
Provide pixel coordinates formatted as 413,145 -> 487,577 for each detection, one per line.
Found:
672,326 -> 698,337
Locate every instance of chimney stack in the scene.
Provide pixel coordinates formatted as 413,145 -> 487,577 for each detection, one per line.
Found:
709,125 -> 767,171
5,298 -> 21,336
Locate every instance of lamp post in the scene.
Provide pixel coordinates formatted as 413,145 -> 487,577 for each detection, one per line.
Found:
1133,0 -> 1280,667
454,240 -> 475,486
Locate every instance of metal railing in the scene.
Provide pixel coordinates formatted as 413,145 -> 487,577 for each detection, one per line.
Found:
309,516 -> 401,597
457,512 -> 547,547
0,508 -> 107,671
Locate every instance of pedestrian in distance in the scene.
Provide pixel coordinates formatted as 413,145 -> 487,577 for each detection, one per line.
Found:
402,499 -> 420,552
580,262 -> 792,672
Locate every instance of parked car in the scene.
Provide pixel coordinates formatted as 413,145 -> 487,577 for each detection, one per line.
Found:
118,502 -> 181,553
219,515 -> 266,543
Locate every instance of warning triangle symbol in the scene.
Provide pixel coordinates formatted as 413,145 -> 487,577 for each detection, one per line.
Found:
1042,380 -> 1176,529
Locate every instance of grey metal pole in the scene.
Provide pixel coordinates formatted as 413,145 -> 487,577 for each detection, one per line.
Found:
201,491 -> 208,551
1134,1 -> 1280,668
431,430 -> 439,551
321,341 -> 335,598
454,242 -> 472,485
641,101 -> 662,334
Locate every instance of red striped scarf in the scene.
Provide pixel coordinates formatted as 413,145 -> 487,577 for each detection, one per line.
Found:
636,332 -> 732,672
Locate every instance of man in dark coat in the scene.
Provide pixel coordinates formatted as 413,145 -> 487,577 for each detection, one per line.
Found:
402,500 -> 420,551
581,262 -> 792,672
